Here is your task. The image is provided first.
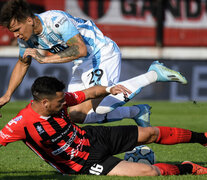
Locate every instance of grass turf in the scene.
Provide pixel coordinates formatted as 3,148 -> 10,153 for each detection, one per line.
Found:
0,101 -> 207,180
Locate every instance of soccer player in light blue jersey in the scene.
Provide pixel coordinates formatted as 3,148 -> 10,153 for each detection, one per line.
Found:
0,0 -> 187,125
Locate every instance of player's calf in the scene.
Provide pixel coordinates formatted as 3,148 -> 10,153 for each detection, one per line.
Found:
189,132 -> 207,147
155,126 -> 207,146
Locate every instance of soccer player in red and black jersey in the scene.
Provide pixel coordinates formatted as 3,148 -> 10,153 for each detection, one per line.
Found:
0,76 -> 207,176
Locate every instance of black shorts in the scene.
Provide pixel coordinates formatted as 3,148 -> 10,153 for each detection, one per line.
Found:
80,125 -> 138,175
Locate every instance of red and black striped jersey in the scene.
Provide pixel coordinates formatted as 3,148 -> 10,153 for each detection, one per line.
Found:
0,91 -> 91,174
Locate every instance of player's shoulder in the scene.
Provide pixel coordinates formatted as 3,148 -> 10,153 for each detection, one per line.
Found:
7,106 -> 28,127
13,103 -> 39,125
16,103 -> 31,117
38,10 -> 70,24
37,10 -> 74,33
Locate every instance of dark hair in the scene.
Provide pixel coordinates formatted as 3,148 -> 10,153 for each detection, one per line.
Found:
31,76 -> 65,101
0,0 -> 35,28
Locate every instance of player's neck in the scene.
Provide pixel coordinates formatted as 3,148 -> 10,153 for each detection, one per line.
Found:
31,101 -> 50,117
33,16 -> 42,35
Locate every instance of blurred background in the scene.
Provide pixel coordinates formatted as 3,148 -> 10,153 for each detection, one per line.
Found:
0,0 -> 207,102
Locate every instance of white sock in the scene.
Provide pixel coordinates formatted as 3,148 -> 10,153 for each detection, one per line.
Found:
83,106 -> 140,124
118,71 -> 157,91
96,71 -> 157,114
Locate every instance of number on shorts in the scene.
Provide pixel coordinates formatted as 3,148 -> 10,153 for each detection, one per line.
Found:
89,163 -> 103,175
89,69 -> 103,85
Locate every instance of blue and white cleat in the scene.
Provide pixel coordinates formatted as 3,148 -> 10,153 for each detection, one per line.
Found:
148,61 -> 187,84
133,104 -> 151,127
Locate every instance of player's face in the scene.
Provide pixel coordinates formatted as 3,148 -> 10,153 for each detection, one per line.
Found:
47,92 -> 66,115
9,17 -> 34,41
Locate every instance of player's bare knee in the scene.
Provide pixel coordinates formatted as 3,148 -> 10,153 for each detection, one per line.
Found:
140,164 -> 159,176
150,165 -> 160,176
140,127 -> 159,143
150,127 -> 160,141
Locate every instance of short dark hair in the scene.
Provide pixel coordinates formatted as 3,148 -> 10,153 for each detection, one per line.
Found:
31,76 -> 65,101
0,0 -> 35,28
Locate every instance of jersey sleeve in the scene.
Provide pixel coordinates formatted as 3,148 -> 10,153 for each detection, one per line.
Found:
64,91 -> 86,106
52,12 -> 79,42
0,114 -> 26,146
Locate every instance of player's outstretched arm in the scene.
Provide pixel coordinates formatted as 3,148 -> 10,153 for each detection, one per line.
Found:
0,56 -> 31,112
82,85 -> 131,102
23,34 -> 87,64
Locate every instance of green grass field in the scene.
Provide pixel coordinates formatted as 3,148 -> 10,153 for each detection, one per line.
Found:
0,101 -> 207,180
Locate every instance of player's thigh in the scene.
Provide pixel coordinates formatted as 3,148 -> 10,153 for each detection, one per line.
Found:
68,52 -> 121,91
91,97 -> 105,110
108,160 -> 159,176
83,53 -> 121,88
98,50 -> 121,86
68,98 -> 104,122
89,39 -> 121,87
69,100 -> 93,123
68,76 -> 85,92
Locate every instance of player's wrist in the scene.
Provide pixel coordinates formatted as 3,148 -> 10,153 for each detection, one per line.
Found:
105,86 -> 112,93
4,92 -> 12,100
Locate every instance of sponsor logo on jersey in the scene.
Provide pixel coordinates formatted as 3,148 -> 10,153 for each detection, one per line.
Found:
0,130 -> 11,139
8,115 -> 23,126
54,16 -> 67,28
73,92 -> 78,99
57,17 -> 67,25
68,137 -> 84,160
51,124 -> 71,143
36,125 -> 45,135
5,125 -> 13,133
48,32 -> 59,42
52,129 -> 77,156
69,148 -> 76,160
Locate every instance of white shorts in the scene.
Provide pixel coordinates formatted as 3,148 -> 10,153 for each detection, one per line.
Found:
68,39 -> 121,92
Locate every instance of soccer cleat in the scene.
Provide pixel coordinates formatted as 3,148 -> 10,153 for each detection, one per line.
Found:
148,61 -> 187,84
182,161 -> 207,175
133,104 -> 151,127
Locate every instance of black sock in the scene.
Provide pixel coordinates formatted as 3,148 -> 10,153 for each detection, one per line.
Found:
189,132 -> 207,144
176,164 -> 193,175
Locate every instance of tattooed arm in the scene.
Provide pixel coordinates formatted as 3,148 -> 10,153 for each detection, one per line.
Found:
0,56 -> 31,110
23,34 -> 87,64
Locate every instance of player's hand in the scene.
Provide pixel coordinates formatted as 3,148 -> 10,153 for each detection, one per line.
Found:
110,84 -> 132,97
23,48 -> 45,63
0,95 -> 11,118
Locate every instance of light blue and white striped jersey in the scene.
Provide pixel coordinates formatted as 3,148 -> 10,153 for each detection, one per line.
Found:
18,10 -> 117,65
